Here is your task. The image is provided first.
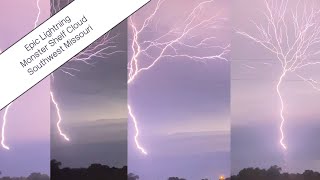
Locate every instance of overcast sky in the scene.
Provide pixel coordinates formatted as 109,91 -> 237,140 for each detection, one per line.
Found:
128,0 -> 231,179
231,0 -> 320,175
50,1 -> 127,167
0,0 -> 51,177
3,0 -> 320,178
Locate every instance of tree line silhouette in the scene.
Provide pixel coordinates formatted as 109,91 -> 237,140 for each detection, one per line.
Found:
128,174 -> 189,180
51,159 -> 127,180
229,165 -> 320,180
2,164 -> 320,180
128,173 -> 215,180
129,165 -> 320,180
0,172 -> 49,180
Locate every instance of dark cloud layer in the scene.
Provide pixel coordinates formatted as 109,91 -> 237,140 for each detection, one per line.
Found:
51,21 -> 128,167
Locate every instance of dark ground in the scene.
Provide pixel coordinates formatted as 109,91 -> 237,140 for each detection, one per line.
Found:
51,159 -> 127,180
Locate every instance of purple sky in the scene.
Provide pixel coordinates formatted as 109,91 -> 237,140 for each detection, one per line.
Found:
0,0 -> 51,177
50,44 -> 128,168
128,0 -> 231,179
3,0 -> 319,178
49,1 -> 127,167
232,0 -> 320,175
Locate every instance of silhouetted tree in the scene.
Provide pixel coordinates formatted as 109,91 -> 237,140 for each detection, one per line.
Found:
168,177 -> 186,180
267,165 -> 281,178
230,165 -> 320,180
50,159 -> 127,180
128,173 -> 139,180
303,170 -> 320,180
0,172 -> 48,180
26,173 -> 49,180
51,160 -> 61,169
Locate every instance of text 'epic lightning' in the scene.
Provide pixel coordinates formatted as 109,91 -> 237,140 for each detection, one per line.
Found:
1,0 -> 41,150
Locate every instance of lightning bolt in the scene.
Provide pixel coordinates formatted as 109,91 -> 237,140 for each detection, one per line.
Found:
128,0 -> 229,154
50,91 -> 70,141
237,0 -> 320,150
296,74 -> 320,91
277,70 -> 287,150
128,105 -> 147,155
0,0 -> 43,150
1,0 -> 122,148
1,101 -> 11,150
35,0 -> 41,28
49,32 -> 122,141
50,0 -> 123,141
0,47 -> 10,150
242,64 -> 257,70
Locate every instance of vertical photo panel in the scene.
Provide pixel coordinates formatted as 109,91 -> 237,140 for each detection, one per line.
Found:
231,0 -> 320,178
50,0 -> 128,179
0,0 -> 51,179
128,0 -> 231,179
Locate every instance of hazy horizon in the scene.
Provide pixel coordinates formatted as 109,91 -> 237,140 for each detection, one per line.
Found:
0,0 -> 51,177
128,0 -> 231,179
231,0 -> 320,175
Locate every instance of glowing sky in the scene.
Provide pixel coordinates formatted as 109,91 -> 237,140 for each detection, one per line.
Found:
50,20 -> 128,168
128,0 -> 231,179
1,0 -> 128,174
0,0 -> 51,176
232,0 -> 320,174
3,0 -> 320,178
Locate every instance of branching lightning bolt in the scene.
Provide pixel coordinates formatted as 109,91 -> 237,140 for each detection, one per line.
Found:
1,0 -> 122,147
50,0 -> 123,141
50,91 -> 70,141
128,105 -> 147,155
128,0 -> 229,154
0,0 -> 42,150
237,0 -> 320,150
49,32 -> 122,141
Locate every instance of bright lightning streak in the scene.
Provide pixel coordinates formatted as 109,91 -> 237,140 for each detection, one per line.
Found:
49,0 -> 123,141
128,0 -> 229,83
277,70 -> 287,150
0,0 -> 43,150
128,105 -> 147,155
35,0 -> 41,28
237,0 -> 320,150
0,49 -> 9,150
128,0 -> 229,154
48,33 -> 122,141
242,64 -> 257,70
297,74 -> 320,91
50,91 -> 70,141
1,103 -> 11,150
